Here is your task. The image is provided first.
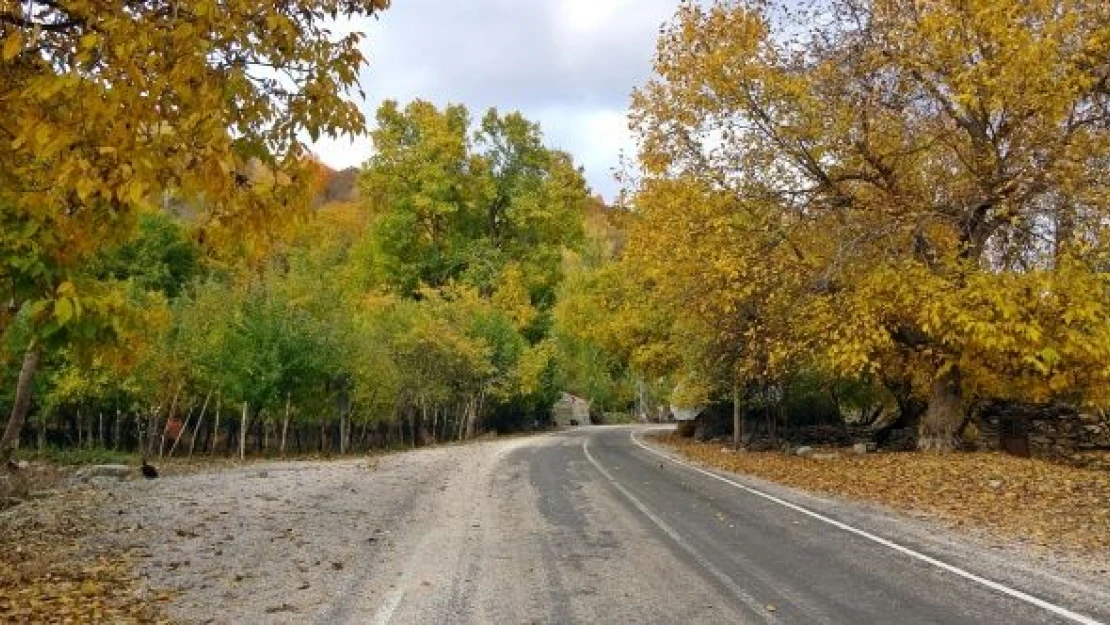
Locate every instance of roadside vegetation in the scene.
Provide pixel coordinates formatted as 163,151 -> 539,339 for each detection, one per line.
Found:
0,6 -> 634,471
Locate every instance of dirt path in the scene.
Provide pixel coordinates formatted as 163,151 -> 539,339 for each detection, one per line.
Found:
82,439 -> 535,624
57,430 -> 749,624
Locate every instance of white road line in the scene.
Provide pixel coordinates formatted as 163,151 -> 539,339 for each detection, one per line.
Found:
582,437 -> 777,623
630,431 -> 1105,625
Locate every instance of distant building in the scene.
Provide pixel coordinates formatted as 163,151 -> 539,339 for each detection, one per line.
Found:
552,393 -> 592,427
670,406 -> 704,422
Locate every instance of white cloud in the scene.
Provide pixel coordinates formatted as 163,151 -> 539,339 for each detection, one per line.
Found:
307,0 -> 677,200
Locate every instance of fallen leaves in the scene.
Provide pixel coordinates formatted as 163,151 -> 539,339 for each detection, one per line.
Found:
657,435 -> 1110,557
0,488 -> 171,624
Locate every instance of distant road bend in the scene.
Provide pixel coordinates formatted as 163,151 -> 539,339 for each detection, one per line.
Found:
336,426 -> 1110,625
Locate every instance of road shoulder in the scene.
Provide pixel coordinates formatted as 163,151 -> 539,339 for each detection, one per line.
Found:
638,430 -> 1110,624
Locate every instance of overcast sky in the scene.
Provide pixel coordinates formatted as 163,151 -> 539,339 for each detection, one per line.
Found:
308,0 -> 679,201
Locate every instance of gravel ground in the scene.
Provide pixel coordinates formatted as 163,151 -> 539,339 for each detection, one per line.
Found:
80,440 -> 534,624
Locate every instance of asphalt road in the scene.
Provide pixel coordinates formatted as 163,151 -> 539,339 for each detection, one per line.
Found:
360,426 -> 1109,625
106,425 -> 1109,624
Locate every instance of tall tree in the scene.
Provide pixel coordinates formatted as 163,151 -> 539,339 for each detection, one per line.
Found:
631,0 -> 1110,450
0,0 -> 390,457
360,100 -> 588,303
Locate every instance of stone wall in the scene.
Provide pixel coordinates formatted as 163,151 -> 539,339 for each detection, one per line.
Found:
976,401 -> 1110,460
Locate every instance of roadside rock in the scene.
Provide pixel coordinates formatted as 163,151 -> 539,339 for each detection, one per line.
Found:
74,465 -> 132,482
852,443 -> 876,455
795,446 -> 815,458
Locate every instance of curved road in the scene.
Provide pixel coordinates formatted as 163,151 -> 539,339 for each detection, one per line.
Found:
345,426 -> 1109,625
111,426 -> 1109,624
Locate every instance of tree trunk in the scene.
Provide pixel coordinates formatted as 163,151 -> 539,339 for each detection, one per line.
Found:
136,413 -> 147,460
468,398 -> 477,440
239,402 -> 248,461
113,408 -> 122,451
0,344 -> 42,462
732,380 -> 742,450
918,368 -> 964,452
339,408 -> 347,455
875,376 -> 927,448
431,406 -> 438,446
280,393 -> 291,459
211,394 -> 222,455
36,410 -> 46,454
262,417 -> 270,453
157,386 -> 181,459
188,391 -> 212,459
168,403 -> 196,458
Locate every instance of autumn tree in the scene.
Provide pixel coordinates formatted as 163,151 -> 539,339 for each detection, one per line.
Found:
0,0 -> 390,458
359,100 -> 588,304
631,0 -> 1110,450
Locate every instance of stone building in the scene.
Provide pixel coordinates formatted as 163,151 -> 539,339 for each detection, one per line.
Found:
552,393 -> 592,427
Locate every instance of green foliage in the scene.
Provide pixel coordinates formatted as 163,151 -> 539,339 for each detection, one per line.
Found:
14,446 -> 138,467
92,213 -> 201,299
360,100 -> 588,303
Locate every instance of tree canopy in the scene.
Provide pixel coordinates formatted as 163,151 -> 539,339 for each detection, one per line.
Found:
620,0 -> 1110,449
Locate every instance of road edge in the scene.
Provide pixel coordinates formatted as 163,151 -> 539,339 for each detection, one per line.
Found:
631,429 -> 1106,625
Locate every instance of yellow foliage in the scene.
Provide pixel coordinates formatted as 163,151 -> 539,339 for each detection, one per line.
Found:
625,0 -> 1110,433
491,264 -> 538,332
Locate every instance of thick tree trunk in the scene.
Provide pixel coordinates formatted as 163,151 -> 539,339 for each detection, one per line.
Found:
918,368 -> 964,452
0,344 -> 42,462
875,376 -> 927,448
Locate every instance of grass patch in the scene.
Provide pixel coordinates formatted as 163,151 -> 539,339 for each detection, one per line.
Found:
14,447 -> 140,467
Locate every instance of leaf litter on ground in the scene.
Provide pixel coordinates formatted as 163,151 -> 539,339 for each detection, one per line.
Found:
0,484 -> 172,624
657,435 -> 1110,561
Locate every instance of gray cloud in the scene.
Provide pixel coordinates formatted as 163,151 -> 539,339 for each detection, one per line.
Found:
310,0 -> 678,200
